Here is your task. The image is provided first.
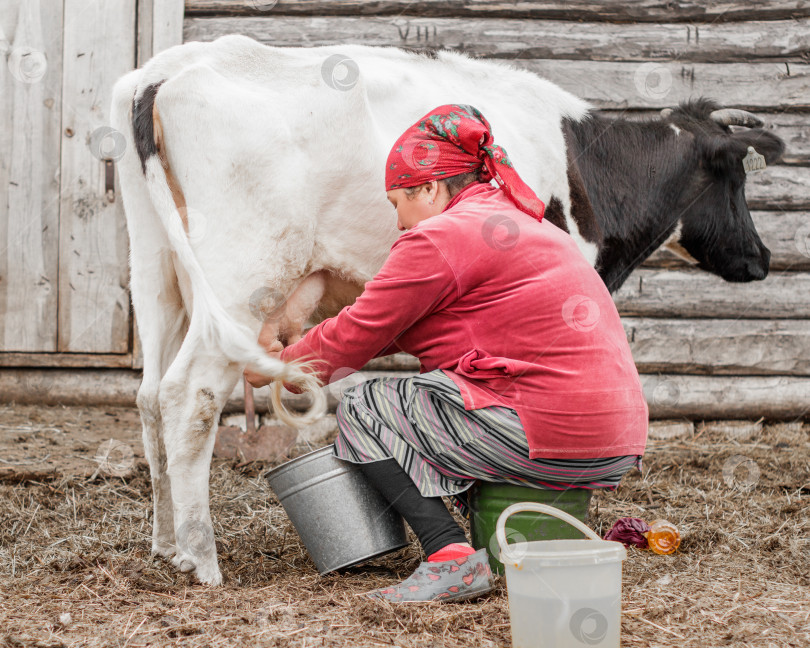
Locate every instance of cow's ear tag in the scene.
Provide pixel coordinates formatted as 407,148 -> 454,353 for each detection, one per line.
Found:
742,146 -> 766,173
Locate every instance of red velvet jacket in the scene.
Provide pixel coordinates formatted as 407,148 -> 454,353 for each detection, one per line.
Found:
280,182 -> 648,459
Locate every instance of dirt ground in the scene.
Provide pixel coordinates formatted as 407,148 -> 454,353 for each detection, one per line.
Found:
0,403 -> 807,648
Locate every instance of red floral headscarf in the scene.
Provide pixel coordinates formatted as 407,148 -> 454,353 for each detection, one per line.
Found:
385,104 -> 545,222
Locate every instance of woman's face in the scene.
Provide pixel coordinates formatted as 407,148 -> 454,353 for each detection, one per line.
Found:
387,181 -> 451,231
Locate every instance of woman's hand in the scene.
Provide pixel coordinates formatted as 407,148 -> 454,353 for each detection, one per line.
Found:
244,339 -> 284,389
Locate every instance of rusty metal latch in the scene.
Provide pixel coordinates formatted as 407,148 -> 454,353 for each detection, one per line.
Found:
105,159 -> 115,202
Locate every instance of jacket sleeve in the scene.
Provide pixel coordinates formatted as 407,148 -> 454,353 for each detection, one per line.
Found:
279,228 -> 457,386
372,341 -> 401,358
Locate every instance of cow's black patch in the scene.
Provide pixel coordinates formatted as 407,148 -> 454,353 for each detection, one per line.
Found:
564,111 -> 692,290
562,119 -> 600,245
133,80 -> 166,175
543,197 -> 568,233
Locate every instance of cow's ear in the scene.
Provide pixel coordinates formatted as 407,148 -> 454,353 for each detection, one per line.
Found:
699,131 -> 785,174
731,129 -> 785,165
698,135 -> 749,174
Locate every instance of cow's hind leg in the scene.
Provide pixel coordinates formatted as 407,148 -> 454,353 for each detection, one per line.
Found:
133,250 -> 188,559
114,68 -> 189,560
159,332 -> 242,585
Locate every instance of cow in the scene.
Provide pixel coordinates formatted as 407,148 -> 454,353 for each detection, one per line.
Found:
111,34 -> 784,585
559,101 -> 783,291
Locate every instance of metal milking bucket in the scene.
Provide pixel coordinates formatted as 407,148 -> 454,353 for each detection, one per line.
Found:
266,445 -> 408,574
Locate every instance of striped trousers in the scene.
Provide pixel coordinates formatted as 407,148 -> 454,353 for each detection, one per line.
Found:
334,369 -> 641,503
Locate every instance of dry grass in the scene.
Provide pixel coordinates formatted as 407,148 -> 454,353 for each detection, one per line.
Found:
0,403 -> 807,647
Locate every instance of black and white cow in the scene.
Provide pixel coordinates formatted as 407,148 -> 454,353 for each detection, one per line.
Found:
555,99 -> 784,291
111,35 -> 784,584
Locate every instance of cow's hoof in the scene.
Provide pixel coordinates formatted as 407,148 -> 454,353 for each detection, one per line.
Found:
179,559 -> 196,573
194,562 -> 223,586
152,542 -> 176,559
171,554 -> 222,584
171,553 -> 196,572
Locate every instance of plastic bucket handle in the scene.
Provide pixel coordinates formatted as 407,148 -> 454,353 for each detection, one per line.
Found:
496,502 -> 602,567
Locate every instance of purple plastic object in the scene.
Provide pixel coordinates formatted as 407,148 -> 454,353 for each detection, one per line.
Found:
604,517 -> 651,548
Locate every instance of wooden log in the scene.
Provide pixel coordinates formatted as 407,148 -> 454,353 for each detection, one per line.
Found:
58,0 -> 136,352
701,419 -> 763,440
624,317 -> 810,376
183,16 -> 810,63
184,1 -> 810,23
644,211 -> 810,271
743,166 -> 810,210
641,374 -> 810,419
515,59 -> 810,111
648,420 -> 694,440
601,111 -> 810,166
614,269 -> 810,318
0,0 -> 63,352
0,352 -> 133,369
364,353 -> 420,372
2,368 -> 808,420
0,368 -> 141,407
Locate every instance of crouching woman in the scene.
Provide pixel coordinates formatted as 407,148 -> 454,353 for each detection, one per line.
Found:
246,104 -> 648,602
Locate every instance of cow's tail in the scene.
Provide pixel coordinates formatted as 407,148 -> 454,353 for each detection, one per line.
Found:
131,80 -> 326,426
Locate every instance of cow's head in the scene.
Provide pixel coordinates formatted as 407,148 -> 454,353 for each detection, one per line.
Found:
661,99 -> 785,282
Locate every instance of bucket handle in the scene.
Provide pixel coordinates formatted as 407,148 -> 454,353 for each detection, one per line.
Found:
496,502 -> 601,567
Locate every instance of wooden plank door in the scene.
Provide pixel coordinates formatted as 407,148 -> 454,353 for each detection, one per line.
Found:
0,0 -> 63,351
57,0 -> 137,353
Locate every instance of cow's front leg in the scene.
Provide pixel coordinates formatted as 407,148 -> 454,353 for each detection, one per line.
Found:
159,342 -> 241,585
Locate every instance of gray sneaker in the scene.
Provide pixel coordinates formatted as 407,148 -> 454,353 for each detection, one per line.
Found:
365,548 -> 493,603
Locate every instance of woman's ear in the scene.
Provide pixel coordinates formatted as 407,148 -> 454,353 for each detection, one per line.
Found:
426,181 -> 440,203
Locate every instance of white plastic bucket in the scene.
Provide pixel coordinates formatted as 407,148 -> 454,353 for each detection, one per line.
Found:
496,503 -> 627,648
